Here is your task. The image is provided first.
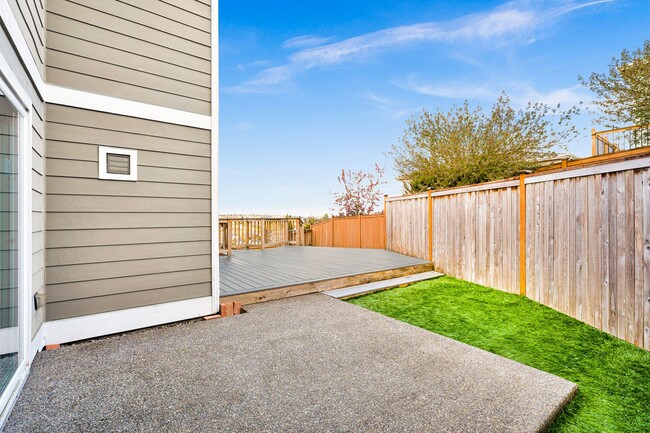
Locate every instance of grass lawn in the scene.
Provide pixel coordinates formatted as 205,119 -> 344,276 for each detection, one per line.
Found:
348,276 -> 650,433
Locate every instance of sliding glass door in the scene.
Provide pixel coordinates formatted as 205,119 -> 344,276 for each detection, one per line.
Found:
0,83 -> 24,416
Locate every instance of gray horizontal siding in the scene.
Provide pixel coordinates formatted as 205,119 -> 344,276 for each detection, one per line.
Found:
46,0 -> 211,114
47,269 -> 211,302
46,283 -> 211,320
45,104 -> 212,321
8,0 -> 45,76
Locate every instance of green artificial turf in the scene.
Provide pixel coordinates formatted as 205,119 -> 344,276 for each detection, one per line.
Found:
347,276 -> 650,433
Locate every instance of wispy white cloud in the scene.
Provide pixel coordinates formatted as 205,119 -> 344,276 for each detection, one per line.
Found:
227,66 -> 295,94
232,121 -> 255,131
363,91 -> 395,106
396,76 -> 495,100
224,0 -> 612,94
234,60 -> 271,72
282,35 -> 334,49
397,75 -> 591,108
362,91 -> 423,119
509,83 -> 591,106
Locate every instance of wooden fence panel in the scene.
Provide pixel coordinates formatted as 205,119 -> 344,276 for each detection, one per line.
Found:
386,196 -> 428,259
427,186 -> 519,294
361,215 -> 386,249
385,158 -> 650,350
310,214 -> 385,249
524,168 -> 649,346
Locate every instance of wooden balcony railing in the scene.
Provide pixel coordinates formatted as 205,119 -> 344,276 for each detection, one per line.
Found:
592,124 -> 650,155
219,217 -> 304,256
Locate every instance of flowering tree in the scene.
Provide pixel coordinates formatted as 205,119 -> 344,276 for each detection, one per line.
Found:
332,164 -> 385,216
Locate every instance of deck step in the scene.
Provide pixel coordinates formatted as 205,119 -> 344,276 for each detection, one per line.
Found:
323,271 -> 444,299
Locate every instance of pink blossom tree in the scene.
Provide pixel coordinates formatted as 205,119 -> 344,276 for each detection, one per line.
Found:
331,164 -> 386,216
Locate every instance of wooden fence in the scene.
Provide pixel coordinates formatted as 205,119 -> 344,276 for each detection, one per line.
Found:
309,214 -> 386,249
219,217 -> 304,256
386,153 -> 650,350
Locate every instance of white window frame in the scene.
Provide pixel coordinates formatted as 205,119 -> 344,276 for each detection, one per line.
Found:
98,146 -> 138,181
0,51 -> 33,429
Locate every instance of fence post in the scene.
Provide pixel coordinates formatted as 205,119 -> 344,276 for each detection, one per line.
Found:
591,128 -> 596,156
519,174 -> 526,296
427,190 -> 433,262
226,220 -> 232,256
261,219 -> 266,250
357,214 -> 362,248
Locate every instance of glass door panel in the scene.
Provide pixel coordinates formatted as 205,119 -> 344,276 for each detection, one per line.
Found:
0,89 -> 20,396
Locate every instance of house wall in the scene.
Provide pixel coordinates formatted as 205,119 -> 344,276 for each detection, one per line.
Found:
7,0 -> 45,76
44,105 -> 212,320
3,1 -> 47,341
46,0 -> 210,115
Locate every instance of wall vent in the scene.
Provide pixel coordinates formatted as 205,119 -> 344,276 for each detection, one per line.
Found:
99,146 -> 137,181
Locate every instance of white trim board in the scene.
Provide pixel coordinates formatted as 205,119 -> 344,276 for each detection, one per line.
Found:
0,0 -> 45,97
210,0 -> 220,314
30,324 -> 44,361
46,85 -> 212,130
525,156 -> 650,184
45,296 -> 213,345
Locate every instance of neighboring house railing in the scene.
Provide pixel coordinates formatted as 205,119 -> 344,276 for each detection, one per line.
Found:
592,124 -> 650,155
308,214 -> 386,249
219,217 -> 304,256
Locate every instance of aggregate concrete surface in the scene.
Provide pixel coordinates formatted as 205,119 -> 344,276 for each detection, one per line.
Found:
5,294 -> 576,432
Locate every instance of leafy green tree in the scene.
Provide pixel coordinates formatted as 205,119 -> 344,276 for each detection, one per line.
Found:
580,40 -> 650,128
390,94 -> 580,193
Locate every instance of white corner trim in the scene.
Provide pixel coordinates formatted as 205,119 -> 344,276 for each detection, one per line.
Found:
525,156 -> 650,184
210,0 -> 220,314
0,0 -> 45,97
98,146 -> 138,181
45,85 -> 212,130
45,296 -> 213,345
0,47 -> 31,111
29,324 -> 45,361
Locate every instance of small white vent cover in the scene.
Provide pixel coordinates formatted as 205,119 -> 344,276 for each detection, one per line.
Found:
99,146 -> 137,181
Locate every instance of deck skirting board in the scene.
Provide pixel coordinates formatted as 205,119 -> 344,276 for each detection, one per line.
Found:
221,263 -> 434,305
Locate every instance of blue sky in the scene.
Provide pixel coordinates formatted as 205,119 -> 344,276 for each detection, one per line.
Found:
219,0 -> 649,217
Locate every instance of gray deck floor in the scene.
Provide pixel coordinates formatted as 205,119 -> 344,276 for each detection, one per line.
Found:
220,246 -> 430,296
6,294 -> 576,432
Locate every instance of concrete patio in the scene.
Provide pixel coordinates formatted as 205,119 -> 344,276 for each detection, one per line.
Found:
6,294 -> 576,432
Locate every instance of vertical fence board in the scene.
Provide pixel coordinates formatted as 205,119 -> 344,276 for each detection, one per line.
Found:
642,169 -> 650,351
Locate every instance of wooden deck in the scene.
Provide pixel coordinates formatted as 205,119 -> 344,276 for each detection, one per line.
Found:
219,246 -> 432,304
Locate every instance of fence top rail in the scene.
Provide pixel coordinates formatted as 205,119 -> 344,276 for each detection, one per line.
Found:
593,123 -> 650,136
525,153 -> 650,184
385,178 -> 519,202
310,213 -> 385,228
386,150 -> 650,202
220,217 -> 302,222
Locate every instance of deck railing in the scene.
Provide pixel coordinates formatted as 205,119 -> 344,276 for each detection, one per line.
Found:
592,124 -> 650,155
219,217 -> 304,256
